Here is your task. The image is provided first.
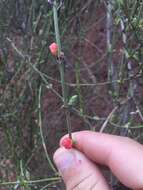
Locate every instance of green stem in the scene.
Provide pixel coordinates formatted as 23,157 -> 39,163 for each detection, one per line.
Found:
53,0 -> 72,139
0,177 -> 61,186
53,1 -> 61,53
38,86 -> 57,173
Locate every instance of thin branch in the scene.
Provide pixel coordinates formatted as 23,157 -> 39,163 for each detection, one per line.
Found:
38,85 -> 57,173
53,0 -> 72,138
100,106 -> 118,133
0,177 -> 61,186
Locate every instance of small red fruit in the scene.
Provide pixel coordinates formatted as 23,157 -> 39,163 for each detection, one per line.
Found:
49,42 -> 58,56
61,137 -> 73,149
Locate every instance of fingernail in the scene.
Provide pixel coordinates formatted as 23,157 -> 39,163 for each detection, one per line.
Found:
53,148 -> 76,173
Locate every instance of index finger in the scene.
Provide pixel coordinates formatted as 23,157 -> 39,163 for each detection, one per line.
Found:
60,131 -> 143,189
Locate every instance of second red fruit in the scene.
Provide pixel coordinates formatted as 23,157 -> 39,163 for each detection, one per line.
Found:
61,137 -> 73,149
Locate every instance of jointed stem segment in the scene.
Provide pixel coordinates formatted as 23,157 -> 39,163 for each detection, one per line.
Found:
53,0 -> 72,139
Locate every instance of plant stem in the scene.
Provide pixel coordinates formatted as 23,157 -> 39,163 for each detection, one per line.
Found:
38,86 -> 57,173
53,0 -> 72,139
0,177 -> 61,186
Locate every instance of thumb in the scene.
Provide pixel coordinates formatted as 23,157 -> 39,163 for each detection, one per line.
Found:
53,147 -> 110,190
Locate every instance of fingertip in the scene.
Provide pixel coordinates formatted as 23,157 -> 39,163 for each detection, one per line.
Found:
53,146 -> 110,190
59,131 -> 143,189
53,147 -> 65,161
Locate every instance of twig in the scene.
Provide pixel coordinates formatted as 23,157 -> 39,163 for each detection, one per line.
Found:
106,0 -> 113,80
100,107 -> 118,133
133,98 -> 143,122
53,0 -> 72,139
38,85 -> 57,173
106,0 -> 119,95
0,177 -> 61,186
6,37 -> 63,101
40,180 -> 61,190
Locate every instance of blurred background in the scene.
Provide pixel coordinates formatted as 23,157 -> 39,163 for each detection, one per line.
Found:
0,0 -> 143,189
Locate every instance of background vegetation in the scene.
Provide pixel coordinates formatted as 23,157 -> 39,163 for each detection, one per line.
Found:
0,0 -> 143,189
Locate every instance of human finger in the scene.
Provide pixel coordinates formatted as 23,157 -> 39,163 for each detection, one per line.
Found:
60,131 -> 143,189
53,147 -> 110,190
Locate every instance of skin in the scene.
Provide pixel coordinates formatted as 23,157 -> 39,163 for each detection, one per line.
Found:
53,131 -> 143,190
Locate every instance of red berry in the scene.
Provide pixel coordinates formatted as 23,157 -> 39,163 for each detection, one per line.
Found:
49,42 -> 58,56
61,137 -> 73,149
